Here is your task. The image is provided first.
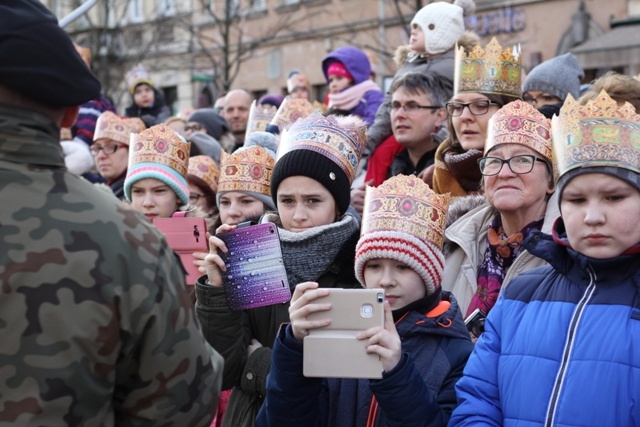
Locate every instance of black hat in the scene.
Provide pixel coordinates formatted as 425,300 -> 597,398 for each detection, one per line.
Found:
0,0 -> 101,107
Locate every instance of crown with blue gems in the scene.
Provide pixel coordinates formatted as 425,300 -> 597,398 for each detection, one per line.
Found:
454,37 -> 522,98
551,90 -> 640,181
277,113 -> 367,184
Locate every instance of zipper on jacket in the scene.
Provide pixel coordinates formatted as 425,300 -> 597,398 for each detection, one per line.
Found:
544,267 -> 596,427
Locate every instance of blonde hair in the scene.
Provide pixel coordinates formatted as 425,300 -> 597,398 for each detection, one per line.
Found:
580,71 -> 640,113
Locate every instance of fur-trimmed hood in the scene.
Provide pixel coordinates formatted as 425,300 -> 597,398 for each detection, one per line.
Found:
394,30 -> 480,66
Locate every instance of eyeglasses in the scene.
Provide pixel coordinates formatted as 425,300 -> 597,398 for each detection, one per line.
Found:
478,154 -> 549,176
189,193 -> 204,203
445,100 -> 499,117
184,124 -> 204,133
90,144 -> 127,156
522,93 -> 561,106
390,102 -> 442,114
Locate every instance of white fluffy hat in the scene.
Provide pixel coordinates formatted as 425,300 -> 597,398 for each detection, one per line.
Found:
411,0 -> 475,55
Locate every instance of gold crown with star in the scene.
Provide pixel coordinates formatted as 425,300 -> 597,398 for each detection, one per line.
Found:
485,100 -> 552,161
551,90 -> 640,180
454,37 -> 522,98
278,113 -> 367,184
217,146 -> 275,196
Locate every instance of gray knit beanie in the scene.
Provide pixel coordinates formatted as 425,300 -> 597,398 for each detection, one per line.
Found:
523,53 -> 584,101
188,108 -> 229,140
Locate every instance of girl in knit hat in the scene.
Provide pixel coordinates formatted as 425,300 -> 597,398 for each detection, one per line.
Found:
322,46 -> 383,127
187,155 -> 220,221
257,174 -> 473,427
195,113 -> 368,427
124,64 -> 172,128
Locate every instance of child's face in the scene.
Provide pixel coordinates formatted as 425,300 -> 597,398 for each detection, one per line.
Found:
363,258 -> 425,310
561,173 -> 640,259
409,23 -> 425,53
130,178 -> 181,221
218,192 -> 265,226
328,75 -> 352,94
276,176 -> 337,232
133,84 -> 155,108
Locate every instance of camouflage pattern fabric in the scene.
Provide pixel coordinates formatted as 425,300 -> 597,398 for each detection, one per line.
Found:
0,106 -> 223,426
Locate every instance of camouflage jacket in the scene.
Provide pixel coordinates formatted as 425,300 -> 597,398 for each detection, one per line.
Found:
0,106 -> 223,426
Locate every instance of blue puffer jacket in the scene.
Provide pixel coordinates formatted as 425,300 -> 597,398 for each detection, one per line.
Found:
450,223 -> 640,427
257,291 -> 473,427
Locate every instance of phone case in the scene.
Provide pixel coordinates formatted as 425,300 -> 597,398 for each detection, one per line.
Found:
153,216 -> 208,286
303,288 -> 385,379
216,222 -> 291,311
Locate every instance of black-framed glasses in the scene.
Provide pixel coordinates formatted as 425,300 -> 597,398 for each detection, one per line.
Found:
189,193 -> 204,203
90,143 -> 127,156
522,93 -> 561,106
445,100 -> 499,117
390,102 -> 442,114
478,154 -> 549,176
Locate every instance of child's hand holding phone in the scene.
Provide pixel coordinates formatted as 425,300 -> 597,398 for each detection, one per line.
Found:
356,301 -> 401,373
196,223 -> 236,287
288,282 -> 332,342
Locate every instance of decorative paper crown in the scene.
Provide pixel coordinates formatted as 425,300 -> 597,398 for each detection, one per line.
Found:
125,64 -> 154,94
270,97 -> 315,132
485,100 -> 552,161
278,113 -> 367,184
246,100 -> 277,138
355,175 -> 451,294
454,37 -> 522,98
188,155 -> 220,193
552,90 -> 640,180
124,125 -> 191,204
287,73 -> 310,93
217,146 -> 275,201
94,111 -> 146,145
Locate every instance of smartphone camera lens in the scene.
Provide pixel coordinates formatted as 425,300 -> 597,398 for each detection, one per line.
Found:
377,293 -> 384,304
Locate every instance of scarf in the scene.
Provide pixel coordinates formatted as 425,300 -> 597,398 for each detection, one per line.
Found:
261,213 -> 360,289
467,213 -> 544,316
431,138 -> 483,197
328,80 -> 381,111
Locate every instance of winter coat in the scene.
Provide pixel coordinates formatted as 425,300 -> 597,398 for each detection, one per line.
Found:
257,291 -> 473,427
322,46 -> 384,127
366,32 -> 480,156
196,212 -> 361,427
124,87 -> 172,128
441,192 -> 560,315
450,224 -> 640,426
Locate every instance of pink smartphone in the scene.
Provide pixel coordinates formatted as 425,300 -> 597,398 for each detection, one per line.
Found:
216,222 -> 291,311
303,288 -> 385,379
153,216 -> 208,286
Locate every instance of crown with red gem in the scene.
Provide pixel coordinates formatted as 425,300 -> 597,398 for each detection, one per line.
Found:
270,97 -> 315,132
188,155 -> 220,193
246,100 -> 278,138
217,146 -> 275,201
94,111 -> 146,145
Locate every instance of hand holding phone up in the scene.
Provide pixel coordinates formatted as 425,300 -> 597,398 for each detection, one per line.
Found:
356,301 -> 401,373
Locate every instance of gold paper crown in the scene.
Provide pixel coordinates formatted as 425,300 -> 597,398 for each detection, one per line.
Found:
270,97 -> 315,132
287,73 -> 310,93
485,100 -> 552,160
94,111 -> 146,145
278,113 -> 367,184
188,155 -> 220,193
362,175 -> 451,249
552,90 -> 640,180
246,101 -> 277,138
125,64 -> 154,94
217,146 -> 274,197
455,37 -> 522,98
129,124 -> 190,179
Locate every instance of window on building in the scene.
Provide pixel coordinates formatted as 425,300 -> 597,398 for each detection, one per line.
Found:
128,0 -> 143,23
157,0 -> 175,16
252,0 -> 267,11
282,0 -> 300,5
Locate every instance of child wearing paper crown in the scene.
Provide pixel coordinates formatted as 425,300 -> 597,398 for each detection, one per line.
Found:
256,175 -> 473,427
322,46 -> 384,127
450,90 -> 640,426
124,64 -> 172,128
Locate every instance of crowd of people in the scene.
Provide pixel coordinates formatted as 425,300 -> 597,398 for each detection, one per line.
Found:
1,0 -> 640,426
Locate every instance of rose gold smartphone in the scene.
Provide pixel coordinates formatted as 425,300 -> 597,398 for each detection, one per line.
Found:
303,288 -> 385,379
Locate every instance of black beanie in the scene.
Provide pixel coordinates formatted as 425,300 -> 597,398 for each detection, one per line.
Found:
0,0 -> 101,107
271,149 -> 351,214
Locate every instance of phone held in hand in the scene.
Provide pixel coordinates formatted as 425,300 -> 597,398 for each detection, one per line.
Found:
465,308 -> 487,340
153,216 -> 208,286
216,222 -> 291,311
303,288 -> 385,379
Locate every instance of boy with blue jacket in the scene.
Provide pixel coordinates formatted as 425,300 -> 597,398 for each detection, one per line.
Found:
450,90 -> 640,426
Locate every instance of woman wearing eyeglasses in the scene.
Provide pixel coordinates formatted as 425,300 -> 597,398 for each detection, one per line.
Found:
423,38 -> 521,198
441,100 -> 559,317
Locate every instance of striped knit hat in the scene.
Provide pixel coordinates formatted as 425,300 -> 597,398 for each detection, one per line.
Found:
124,124 -> 191,205
355,175 -> 451,295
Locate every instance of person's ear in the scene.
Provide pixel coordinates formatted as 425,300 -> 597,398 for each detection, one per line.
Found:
61,106 -> 80,128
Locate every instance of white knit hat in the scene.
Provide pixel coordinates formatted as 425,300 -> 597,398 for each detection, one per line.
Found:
411,0 -> 475,55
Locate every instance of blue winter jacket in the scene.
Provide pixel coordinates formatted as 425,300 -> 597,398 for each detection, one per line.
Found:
257,291 -> 473,427
450,224 -> 640,426
322,46 -> 384,127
